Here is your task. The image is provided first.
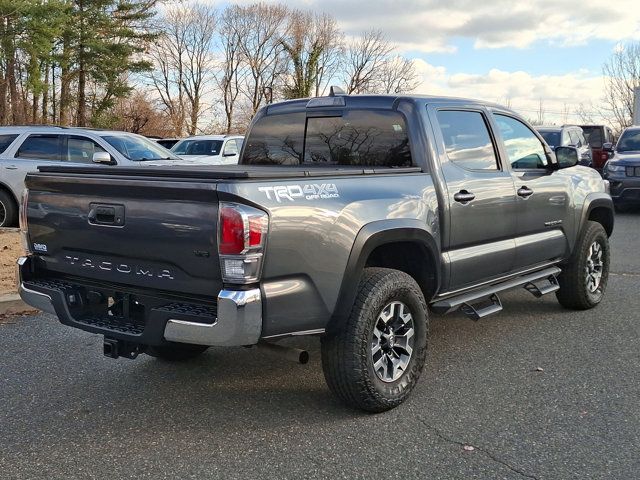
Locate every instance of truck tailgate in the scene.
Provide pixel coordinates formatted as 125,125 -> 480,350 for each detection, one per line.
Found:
25,172 -> 222,298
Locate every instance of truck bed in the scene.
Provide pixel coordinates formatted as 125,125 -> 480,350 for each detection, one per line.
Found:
37,164 -> 422,180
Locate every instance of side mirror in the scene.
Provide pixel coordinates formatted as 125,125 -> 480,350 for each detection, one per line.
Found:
602,142 -> 614,152
555,146 -> 579,168
93,151 -> 115,165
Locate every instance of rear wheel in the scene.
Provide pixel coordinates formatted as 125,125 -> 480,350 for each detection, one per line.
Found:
556,221 -> 610,310
321,268 -> 428,412
0,190 -> 17,227
146,343 -> 209,361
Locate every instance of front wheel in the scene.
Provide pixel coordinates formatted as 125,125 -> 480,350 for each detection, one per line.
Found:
321,268 -> 429,412
556,221 -> 610,310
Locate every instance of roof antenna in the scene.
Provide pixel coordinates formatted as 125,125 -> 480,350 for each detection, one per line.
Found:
329,86 -> 345,97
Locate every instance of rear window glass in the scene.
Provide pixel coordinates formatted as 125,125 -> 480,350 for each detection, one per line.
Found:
581,127 -> 602,148
172,139 -> 223,156
539,131 -> 560,147
0,134 -> 18,153
242,110 -> 412,167
16,135 -> 61,161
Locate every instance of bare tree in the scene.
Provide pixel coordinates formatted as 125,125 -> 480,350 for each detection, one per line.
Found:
147,10 -> 187,136
342,30 -> 394,94
113,91 -> 173,136
374,55 -> 421,94
147,3 -> 216,136
280,10 -> 341,99
603,42 -> 640,129
235,3 -> 288,115
217,5 -> 245,133
576,102 -> 598,124
535,98 -> 545,125
182,4 -> 216,135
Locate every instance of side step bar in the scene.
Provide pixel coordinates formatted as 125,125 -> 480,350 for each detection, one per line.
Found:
431,267 -> 561,320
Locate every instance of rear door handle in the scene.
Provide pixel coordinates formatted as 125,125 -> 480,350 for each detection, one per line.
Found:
517,186 -> 534,198
5,165 -> 17,170
453,190 -> 475,203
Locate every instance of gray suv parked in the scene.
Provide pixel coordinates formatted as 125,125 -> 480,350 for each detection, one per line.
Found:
0,127 -> 183,227
536,125 -> 592,166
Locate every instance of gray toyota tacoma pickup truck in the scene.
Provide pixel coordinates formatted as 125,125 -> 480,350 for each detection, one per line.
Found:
18,92 -> 614,412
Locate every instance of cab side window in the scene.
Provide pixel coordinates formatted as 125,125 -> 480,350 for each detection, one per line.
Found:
223,139 -> 239,156
66,136 -> 106,163
16,135 -> 62,161
436,110 -> 499,171
494,114 -> 548,169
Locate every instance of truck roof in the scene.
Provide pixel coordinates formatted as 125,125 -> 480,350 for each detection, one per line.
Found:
263,93 -> 516,116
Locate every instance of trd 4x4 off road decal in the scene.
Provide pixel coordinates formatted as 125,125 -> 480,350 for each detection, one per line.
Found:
258,184 -> 340,202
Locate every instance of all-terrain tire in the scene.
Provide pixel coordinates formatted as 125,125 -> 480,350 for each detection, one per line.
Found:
556,220 -> 610,310
321,268 -> 429,412
0,190 -> 18,228
146,343 -> 209,361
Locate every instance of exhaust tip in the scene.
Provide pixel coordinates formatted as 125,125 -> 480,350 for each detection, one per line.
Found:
258,341 -> 309,364
298,350 -> 309,365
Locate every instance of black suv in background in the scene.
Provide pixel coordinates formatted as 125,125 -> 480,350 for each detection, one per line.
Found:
580,125 -> 615,172
536,125 -> 592,167
603,125 -> 640,210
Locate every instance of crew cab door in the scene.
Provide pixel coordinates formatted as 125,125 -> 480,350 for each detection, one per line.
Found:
429,106 -> 519,290
491,113 -> 572,270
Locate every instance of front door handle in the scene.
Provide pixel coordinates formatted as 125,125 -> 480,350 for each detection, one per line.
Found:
4,165 -> 17,170
453,190 -> 475,204
517,186 -> 534,198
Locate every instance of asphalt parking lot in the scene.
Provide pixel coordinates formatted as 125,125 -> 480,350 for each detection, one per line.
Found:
1,211 -> 639,479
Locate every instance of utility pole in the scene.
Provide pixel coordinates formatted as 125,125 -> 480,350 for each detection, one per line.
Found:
633,86 -> 640,126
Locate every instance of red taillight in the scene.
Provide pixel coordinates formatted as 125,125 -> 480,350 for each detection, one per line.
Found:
218,203 -> 268,284
248,217 -> 264,247
219,206 -> 245,254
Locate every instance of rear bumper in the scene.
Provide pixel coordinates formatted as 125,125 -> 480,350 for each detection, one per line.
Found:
18,256 -> 262,347
163,289 -> 262,346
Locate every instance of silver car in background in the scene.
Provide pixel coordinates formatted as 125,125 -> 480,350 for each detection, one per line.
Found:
170,135 -> 244,165
0,126 -> 187,227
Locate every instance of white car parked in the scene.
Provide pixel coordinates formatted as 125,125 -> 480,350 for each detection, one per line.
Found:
170,135 -> 244,165
0,126 -> 198,227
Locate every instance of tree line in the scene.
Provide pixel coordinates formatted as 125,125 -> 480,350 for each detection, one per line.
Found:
0,1 -> 421,136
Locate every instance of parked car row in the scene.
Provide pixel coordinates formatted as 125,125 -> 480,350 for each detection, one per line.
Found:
536,125 -> 592,166
534,124 -> 617,172
0,127 -> 245,227
532,123 -> 640,209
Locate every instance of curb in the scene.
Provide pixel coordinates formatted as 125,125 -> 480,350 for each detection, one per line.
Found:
0,292 -> 37,316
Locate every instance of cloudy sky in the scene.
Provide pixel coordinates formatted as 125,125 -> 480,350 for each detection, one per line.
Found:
237,0 -> 640,124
